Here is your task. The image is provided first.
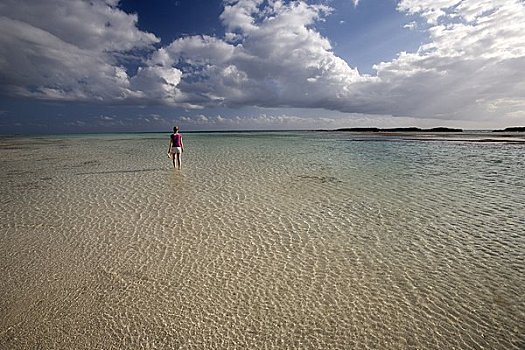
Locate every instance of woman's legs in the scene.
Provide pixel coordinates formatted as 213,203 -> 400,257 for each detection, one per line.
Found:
176,152 -> 182,169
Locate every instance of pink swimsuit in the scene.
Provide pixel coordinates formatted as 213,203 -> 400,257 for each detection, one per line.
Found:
171,133 -> 182,147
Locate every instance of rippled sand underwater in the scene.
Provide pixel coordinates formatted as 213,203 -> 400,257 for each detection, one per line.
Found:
1,132 -> 524,349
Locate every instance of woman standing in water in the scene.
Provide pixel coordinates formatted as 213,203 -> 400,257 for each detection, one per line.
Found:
167,126 -> 184,169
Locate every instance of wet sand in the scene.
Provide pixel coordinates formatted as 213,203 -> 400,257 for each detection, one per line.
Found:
1,132 -> 523,349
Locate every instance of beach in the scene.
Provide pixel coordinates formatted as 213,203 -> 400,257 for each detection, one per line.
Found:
1,131 -> 523,349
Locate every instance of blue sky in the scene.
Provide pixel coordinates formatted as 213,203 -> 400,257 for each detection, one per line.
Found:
1,0 -> 524,133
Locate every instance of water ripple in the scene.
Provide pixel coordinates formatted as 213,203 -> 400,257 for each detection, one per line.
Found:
0,132 -> 523,349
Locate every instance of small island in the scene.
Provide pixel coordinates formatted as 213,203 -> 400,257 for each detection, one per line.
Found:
335,127 -> 463,132
492,127 -> 525,132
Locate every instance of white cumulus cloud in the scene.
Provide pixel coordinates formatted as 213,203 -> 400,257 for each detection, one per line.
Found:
0,0 -> 524,125
371,0 -> 525,120
134,0 -> 525,123
0,0 -> 159,100
143,0 -> 363,109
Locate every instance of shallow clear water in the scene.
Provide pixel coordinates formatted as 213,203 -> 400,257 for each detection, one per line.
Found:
1,131 -> 523,349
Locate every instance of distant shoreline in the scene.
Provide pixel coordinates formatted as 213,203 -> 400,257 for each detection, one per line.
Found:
1,127 -> 524,138
332,126 -> 525,133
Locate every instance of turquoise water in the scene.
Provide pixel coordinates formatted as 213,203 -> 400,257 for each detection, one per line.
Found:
0,131 -> 523,349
